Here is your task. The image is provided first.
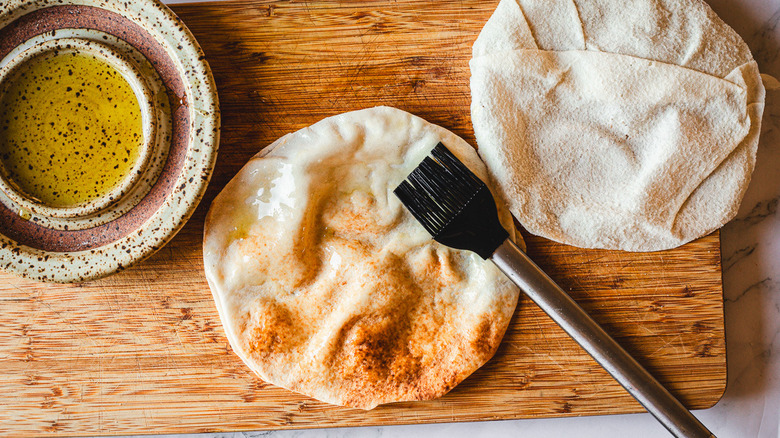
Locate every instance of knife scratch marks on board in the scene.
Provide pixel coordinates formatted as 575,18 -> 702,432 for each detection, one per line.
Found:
34,288 -> 100,349
546,352 -> 566,371
651,334 -> 685,357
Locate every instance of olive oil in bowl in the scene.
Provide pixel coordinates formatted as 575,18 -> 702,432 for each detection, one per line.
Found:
0,43 -> 152,216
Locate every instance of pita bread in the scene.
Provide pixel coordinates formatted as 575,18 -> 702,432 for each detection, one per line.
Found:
203,107 -> 520,409
471,0 -> 766,251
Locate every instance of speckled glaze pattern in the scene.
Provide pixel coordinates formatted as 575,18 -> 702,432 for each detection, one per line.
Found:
0,0 -> 220,283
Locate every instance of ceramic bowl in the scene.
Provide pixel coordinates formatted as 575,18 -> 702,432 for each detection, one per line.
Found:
0,37 -> 158,219
0,0 -> 220,283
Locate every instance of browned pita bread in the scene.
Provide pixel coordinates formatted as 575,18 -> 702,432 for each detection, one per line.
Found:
204,107 -> 520,409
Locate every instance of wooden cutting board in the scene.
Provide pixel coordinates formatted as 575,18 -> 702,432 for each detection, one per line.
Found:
0,0 -> 727,435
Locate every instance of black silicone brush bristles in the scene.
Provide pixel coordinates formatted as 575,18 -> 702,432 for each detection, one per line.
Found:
394,142 -> 509,259
394,143 -> 482,236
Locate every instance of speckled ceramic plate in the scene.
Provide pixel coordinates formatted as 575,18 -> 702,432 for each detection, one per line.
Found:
0,0 -> 220,283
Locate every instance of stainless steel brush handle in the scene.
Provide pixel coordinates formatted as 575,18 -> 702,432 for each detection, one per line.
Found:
492,239 -> 715,438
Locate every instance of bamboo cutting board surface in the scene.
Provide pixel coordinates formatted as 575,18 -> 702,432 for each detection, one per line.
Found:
0,0 -> 727,435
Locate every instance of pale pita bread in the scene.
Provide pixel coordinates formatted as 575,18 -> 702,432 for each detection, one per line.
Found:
471,0 -> 766,251
203,107 -> 520,409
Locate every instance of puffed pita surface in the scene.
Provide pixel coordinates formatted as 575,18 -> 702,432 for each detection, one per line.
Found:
471,0 -> 766,251
203,106 -> 521,409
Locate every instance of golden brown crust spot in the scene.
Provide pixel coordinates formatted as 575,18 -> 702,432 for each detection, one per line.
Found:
243,301 -> 302,358
471,318 -> 500,358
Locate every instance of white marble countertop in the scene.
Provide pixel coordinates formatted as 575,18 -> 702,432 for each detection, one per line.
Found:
151,0 -> 779,436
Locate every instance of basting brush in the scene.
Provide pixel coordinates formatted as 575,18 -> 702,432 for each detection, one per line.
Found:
394,142 -> 714,438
